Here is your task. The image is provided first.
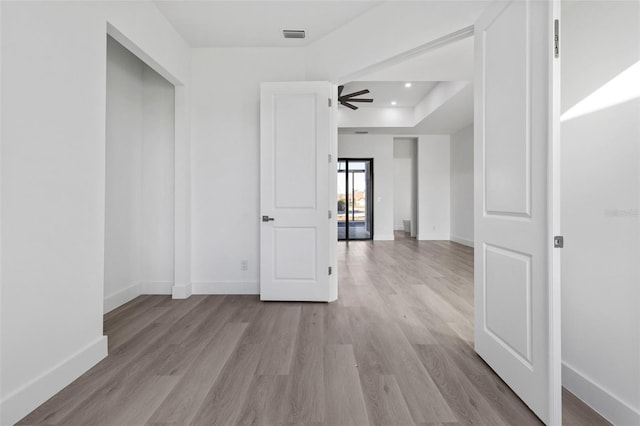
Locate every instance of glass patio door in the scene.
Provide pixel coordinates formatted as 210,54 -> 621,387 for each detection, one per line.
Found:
337,159 -> 373,240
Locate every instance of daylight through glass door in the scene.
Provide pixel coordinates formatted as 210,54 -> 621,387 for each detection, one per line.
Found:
337,159 -> 373,240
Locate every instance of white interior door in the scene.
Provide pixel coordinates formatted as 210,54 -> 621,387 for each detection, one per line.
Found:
260,82 -> 335,302
474,0 -> 561,424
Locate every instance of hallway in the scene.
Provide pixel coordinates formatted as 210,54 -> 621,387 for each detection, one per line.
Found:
19,234 -> 608,425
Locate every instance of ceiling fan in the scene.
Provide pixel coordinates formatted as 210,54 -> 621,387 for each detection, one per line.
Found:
338,85 -> 374,110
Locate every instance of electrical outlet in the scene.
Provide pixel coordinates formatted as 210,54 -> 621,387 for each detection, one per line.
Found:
240,260 -> 248,271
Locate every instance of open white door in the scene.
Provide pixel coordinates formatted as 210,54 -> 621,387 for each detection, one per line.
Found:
474,0 -> 561,424
260,82 -> 336,302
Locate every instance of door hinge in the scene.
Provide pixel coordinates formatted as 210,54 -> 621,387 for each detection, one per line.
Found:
328,154 -> 332,163
328,98 -> 332,107
328,266 -> 333,275
328,210 -> 332,219
554,19 -> 560,58
554,235 -> 564,248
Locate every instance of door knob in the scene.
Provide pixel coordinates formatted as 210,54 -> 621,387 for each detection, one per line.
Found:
262,216 -> 275,222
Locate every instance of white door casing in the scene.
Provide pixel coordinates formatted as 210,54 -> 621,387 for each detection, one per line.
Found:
474,0 -> 561,424
260,82 -> 336,302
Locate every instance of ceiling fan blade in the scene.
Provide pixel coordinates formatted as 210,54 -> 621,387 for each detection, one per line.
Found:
346,98 -> 373,103
340,89 -> 370,99
338,85 -> 344,97
341,101 -> 358,110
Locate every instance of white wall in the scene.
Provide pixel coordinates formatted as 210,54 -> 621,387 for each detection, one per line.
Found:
305,2 -> 486,81
0,2 -> 189,424
417,135 -> 450,240
141,61 -> 176,289
393,138 -> 417,232
338,134 -> 395,240
561,2 -> 640,425
104,36 -> 175,312
190,48 -> 306,293
450,124 -> 473,246
339,107 -> 415,128
105,36 -> 145,308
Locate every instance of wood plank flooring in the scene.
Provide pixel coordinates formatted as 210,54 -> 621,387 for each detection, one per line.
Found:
19,233 -> 610,425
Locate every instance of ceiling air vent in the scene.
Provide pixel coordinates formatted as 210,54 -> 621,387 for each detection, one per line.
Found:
355,131 -> 369,134
283,30 -> 306,39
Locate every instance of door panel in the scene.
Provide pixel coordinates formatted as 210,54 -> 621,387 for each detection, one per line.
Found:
273,228 -> 317,280
485,244 -> 532,364
474,1 -> 561,424
274,94 -> 317,209
260,82 -> 334,302
484,0 -> 530,216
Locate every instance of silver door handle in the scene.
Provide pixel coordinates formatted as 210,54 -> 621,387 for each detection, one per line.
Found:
262,216 -> 275,222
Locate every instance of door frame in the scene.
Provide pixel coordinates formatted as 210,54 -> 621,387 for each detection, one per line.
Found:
105,23 -> 190,302
337,158 -> 375,241
548,1 -> 562,421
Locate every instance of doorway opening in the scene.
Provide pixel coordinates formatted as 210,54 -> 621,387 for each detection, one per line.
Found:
393,137 -> 418,238
104,35 -> 176,314
337,158 -> 374,240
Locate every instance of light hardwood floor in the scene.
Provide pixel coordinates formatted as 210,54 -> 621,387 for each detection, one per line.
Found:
19,233 -> 610,425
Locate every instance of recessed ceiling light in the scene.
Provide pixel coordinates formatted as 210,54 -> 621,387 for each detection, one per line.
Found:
404,82 -> 412,88
391,101 -> 397,106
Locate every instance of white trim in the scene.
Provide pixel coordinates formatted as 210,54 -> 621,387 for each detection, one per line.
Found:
563,362 -> 640,426
171,282 -> 192,299
450,235 -> 475,247
549,3 -> 563,424
104,283 -> 141,314
394,225 -> 406,231
192,281 -> 259,295
173,84 -> 191,298
104,281 -> 175,313
417,234 -> 451,241
373,234 -> 395,241
337,25 -> 474,84
106,23 -> 183,86
0,337 -> 108,426
140,281 -> 173,295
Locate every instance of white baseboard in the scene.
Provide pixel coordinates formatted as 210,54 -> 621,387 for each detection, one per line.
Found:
394,225 -> 405,231
563,362 -> 640,426
104,283 -> 141,314
192,281 -> 259,295
0,336 -> 108,426
141,281 -> 173,295
104,281 -> 174,313
172,283 -> 192,299
417,234 -> 450,241
450,235 -> 474,247
373,234 -> 395,241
